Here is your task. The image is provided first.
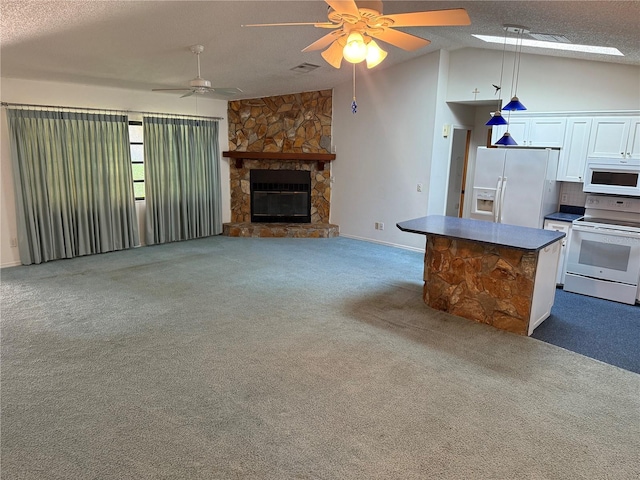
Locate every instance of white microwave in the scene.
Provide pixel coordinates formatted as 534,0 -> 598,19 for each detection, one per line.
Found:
583,158 -> 640,197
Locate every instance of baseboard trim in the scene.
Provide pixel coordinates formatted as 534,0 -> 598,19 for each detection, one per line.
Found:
338,233 -> 424,253
1,260 -> 22,269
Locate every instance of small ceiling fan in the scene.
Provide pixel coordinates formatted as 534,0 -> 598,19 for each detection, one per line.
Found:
243,0 -> 471,68
152,45 -> 242,97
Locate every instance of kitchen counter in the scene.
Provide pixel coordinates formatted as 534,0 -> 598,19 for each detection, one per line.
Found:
397,215 -> 565,250
544,212 -> 583,222
397,216 -> 564,336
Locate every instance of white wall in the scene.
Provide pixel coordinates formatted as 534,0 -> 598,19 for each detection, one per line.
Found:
447,48 -> 640,110
331,51 -> 444,251
0,78 -> 229,267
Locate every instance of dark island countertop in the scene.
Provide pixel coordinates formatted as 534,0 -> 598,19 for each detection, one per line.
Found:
397,215 -> 565,251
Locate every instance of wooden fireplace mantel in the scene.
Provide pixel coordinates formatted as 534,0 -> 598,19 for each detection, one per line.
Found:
222,151 -> 336,171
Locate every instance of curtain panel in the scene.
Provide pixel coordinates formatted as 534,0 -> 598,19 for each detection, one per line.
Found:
6,109 -> 139,265
143,116 -> 222,245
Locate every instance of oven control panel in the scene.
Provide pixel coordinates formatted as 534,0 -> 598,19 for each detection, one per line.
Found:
586,195 -> 640,213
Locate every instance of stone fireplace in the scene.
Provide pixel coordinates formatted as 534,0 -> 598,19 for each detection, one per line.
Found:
222,90 -> 338,238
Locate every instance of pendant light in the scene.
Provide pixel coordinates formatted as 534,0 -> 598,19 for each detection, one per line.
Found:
495,131 -> 518,146
502,25 -> 529,112
495,25 -> 529,145
485,27 -> 509,127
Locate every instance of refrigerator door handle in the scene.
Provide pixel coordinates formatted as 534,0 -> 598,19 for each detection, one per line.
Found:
494,177 -> 503,222
498,177 -> 508,223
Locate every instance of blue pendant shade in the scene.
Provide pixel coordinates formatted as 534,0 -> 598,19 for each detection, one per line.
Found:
502,96 -> 527,111
486,110 -> 508,126
495,132 -> 518,146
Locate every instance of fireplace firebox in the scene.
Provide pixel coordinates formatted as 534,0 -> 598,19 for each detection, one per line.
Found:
250,169 -> 311,223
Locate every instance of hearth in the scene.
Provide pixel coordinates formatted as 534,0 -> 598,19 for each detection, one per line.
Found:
250,169 -> 311,223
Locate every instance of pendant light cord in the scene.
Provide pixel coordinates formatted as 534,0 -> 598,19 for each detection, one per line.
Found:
497,30 -> 508,104
508,31 -> 518,100
513,30 -> 524,97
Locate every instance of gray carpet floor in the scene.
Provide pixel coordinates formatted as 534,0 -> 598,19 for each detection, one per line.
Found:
1,236 -> 639,479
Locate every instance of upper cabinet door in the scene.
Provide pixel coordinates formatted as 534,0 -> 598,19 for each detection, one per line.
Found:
490,118 -> 528,146
557,118 -> 592,182
587,117 -> 632,159
527,118 -> 567,147
490,116 -> 565,147
627,118 -> 640,160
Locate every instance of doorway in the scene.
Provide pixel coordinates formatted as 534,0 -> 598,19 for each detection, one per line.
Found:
445,128 -> 472,217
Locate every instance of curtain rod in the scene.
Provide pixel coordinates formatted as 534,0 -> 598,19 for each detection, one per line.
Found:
0,101 -> 223,121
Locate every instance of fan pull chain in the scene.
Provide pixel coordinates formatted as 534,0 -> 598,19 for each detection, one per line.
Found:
351,63 -> 357,114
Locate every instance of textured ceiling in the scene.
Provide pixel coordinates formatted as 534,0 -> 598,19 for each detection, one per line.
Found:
1,1 -> 639,100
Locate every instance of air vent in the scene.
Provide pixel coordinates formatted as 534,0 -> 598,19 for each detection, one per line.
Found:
290,63 -> 321,74
528,32 -> 571,43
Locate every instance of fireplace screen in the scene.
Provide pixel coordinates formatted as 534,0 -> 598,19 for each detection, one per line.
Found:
250,169 -> 311,223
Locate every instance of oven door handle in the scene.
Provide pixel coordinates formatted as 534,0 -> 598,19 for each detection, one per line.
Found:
572,223 -> 640,238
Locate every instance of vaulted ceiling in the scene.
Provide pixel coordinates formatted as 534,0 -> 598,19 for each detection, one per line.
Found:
1,1 -> 639,100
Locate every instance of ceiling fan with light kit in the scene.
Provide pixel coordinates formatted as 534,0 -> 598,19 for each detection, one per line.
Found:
243,0 -> 471,69
152,44 -> 242,98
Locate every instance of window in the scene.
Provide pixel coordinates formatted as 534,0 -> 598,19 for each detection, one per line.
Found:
129,121 -> 145,200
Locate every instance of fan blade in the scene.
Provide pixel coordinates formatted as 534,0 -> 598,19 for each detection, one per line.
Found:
381,8 -> 471,27
370,28 -> 430,51
152,88 -> 191,92
324,0 -> 359,17
242,22 -> 337,28
211,88 -> 244,96
302,29 -> 344,52
181,91 -> 196,98
321,41 -> 344,69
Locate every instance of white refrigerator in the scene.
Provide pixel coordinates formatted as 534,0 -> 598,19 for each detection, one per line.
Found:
467,147 -> 560,228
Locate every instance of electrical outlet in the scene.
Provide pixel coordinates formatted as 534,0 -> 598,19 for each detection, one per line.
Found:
417,183 -> 423,192
9,237 -> 17,248
561,193 -> 568,204
378,222 -> 384,231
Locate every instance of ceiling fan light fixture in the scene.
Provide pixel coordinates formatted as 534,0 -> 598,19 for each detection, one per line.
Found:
365,39 -> 387,68
343,32 -> 368,63
321,40 -> 345,68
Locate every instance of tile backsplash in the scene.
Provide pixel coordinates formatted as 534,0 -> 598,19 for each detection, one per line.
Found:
559,182 -> 587,207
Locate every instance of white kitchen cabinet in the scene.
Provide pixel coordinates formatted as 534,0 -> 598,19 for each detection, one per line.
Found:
491,116 -> 566,147
557,117 -> 592,182
628,119 -> 640,159
587,116 -> 640,160
544,219 -> 572,285
491,118 -> 527,145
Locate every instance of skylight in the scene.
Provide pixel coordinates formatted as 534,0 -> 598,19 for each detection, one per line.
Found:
472,34 -> 624,56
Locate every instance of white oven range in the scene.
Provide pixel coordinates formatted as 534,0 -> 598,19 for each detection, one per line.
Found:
564,195 -> 640,305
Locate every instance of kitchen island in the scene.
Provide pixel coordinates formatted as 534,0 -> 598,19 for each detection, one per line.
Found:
397,216 -> 565,335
